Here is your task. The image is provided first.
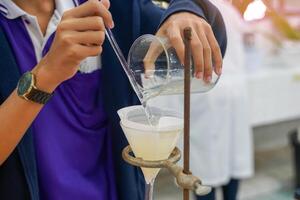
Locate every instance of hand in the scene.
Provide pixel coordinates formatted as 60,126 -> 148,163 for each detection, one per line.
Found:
156,12 -> 223,83
34,0 -> 114,92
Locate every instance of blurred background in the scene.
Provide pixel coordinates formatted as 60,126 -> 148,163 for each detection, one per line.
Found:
151,0 -> 300,199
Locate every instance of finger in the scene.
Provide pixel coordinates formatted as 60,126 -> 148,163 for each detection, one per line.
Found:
206,26 -> 223,76
63,0 -> 114,28
92,1 -> 114,29
60,16 -> 105,31
190,29 -> 204,80
101,0 -> 110,9
143,39 -> 164,77
77,44 -> 103,58
196,26 -> 212,82
167,25 -> 185,65
73,31 -> 105,46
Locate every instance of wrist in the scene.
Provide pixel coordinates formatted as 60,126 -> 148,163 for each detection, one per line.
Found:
31,64 -> 59,93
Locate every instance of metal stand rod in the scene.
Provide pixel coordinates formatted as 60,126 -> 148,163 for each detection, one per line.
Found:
183,27 -> 192,200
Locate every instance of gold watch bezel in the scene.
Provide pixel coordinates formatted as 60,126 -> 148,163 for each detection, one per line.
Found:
19,72 -> 37,101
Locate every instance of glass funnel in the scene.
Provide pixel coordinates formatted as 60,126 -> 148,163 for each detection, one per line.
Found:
118,106 -> 183,200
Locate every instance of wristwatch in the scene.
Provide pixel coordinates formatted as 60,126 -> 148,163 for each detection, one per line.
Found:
17,72 -> 53,104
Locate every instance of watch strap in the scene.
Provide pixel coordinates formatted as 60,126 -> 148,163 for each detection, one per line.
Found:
26,87 -> 52,104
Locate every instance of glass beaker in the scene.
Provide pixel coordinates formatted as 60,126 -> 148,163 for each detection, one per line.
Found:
128,34 -> 220,102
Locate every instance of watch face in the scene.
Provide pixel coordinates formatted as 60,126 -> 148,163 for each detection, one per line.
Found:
17,72 -> 33,96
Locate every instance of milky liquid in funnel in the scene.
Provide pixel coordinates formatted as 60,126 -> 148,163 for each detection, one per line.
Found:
120,110 -> 183,184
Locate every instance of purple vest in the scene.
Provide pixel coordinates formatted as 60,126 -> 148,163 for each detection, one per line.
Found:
0,5 -> 117,200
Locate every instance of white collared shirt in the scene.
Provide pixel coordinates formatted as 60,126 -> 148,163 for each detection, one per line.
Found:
0,0 -> 101,73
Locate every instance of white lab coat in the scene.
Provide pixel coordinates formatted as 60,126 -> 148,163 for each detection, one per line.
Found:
149,0 -> 253,187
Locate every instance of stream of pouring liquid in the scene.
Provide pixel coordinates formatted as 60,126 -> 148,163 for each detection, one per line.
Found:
105,29 -> 156,125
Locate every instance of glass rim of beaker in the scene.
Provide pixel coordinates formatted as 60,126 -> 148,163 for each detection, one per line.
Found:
127,34 -> 171,89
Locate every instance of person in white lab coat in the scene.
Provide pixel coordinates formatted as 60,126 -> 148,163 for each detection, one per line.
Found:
149,1 -> 253,200
190,1 -> 254,199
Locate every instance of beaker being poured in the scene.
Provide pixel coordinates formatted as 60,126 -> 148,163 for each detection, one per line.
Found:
127,34 -> 220,102
106,29 -> 220,104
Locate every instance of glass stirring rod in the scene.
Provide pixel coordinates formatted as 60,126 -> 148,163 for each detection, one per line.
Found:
105,29 -> 143,102
105,29 -> 156,126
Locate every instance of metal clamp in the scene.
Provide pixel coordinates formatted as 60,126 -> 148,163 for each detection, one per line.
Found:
122,145 -> 212,196
122,146 -> 181,168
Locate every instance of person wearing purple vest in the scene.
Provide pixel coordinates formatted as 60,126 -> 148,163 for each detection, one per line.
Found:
0,0 -> 227,199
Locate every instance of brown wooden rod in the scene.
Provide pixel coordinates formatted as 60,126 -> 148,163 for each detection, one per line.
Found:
183,27 -> 192,200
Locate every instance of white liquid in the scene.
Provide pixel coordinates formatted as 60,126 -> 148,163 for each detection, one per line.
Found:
121,116 -> 183,184
140,76 -> 216,102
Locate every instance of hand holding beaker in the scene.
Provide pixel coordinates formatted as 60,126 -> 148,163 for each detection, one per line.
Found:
150,12 -> 223,81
